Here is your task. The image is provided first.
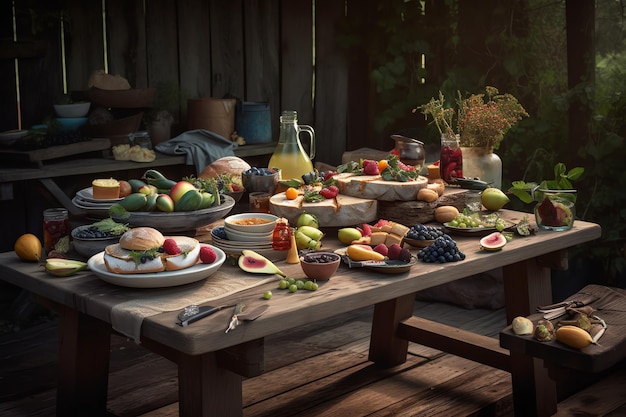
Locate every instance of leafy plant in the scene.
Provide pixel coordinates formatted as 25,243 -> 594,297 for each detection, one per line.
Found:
508,162 -> 584,204
414,91 -> 456,136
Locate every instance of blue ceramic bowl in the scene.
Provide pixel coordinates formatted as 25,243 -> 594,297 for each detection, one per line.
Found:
56,117 -> 88,132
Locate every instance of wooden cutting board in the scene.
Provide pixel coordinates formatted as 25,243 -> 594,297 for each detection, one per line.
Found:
334,172 -> 428,201
269,192 -> 378,227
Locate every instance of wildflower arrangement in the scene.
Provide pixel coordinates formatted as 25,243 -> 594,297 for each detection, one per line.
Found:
414,92 -> 456,137
416,86 -> 528,150
457,86 -> 528,149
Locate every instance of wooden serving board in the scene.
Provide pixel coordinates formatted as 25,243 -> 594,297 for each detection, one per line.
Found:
269,192 -> 378,227
0,138 -> 111,167
334,172 -> 428,201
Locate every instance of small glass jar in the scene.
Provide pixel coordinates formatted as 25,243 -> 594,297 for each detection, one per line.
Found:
272,218 -> 292,250
43,208 -> 70,253
439,133 -> 463,182
534,190 -> 576,231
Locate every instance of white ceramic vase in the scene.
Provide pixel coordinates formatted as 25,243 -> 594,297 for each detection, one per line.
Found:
460,147 -> 502,189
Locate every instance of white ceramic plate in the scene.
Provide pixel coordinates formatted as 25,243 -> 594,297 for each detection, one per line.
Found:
87,244 -> 226,288
76,187 -> 122,203
210,241 -> 287,262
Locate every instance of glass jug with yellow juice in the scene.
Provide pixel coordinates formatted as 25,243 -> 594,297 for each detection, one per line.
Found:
268,111 -> 315,181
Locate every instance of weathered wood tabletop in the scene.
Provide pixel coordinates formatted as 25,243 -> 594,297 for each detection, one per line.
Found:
0,210 -> 601,416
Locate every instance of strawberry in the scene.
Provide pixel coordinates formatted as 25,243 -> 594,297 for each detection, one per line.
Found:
362,160 -> 380,175
361,223 -> 372,237
323,170 -> 338,181
162,238 -> 181,255
200,246 -> 217,264
319,185 -> 339,199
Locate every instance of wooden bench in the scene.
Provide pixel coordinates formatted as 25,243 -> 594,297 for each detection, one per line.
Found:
500,284 -> 626,416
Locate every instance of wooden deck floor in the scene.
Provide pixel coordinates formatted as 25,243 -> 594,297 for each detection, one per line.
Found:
0,298 -> 514,417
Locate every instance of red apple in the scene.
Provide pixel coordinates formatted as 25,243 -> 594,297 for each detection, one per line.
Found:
169,181 -> 197,203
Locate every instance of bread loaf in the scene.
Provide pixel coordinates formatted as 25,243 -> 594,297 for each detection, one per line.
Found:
199,156 -> 251,179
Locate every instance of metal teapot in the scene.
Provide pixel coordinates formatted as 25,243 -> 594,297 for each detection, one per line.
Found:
391,134 -> 425,169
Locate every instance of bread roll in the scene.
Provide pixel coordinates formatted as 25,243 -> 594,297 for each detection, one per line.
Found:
119,227 -> 165,250
199,156 -> 251,179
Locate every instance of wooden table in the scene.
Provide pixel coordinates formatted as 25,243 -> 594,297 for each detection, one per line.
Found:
0,210 -> 601,416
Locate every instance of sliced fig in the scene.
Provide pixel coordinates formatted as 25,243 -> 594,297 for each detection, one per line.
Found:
238,249 -> 286,277
479,232 -> 507,251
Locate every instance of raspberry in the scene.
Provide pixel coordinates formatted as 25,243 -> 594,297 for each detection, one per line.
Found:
200,246 -> 217,264
319,185 -> 339,199
162,238 -> 181,255
362,161 -> 380,175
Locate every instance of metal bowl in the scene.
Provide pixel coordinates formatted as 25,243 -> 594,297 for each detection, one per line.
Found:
111,195 -> 235,234
71,225 -> 120,258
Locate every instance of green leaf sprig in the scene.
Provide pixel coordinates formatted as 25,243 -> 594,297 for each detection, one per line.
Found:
508,163 -> 584,204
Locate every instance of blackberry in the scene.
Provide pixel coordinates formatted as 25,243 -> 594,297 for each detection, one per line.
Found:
417,235 -> 465,263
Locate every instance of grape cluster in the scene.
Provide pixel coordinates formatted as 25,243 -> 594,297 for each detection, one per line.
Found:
417,235 -> 466,263
74,226 -> 118,239
406,224 -> 445,241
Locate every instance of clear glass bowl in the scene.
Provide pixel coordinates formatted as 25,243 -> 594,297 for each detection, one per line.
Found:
534,189 -> 576,231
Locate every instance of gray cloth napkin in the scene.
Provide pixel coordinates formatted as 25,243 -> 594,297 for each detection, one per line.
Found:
155,129 -> 237,175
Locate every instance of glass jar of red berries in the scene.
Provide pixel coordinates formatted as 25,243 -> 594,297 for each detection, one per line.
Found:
439,133 -> 463,182
43,208 -> 70,253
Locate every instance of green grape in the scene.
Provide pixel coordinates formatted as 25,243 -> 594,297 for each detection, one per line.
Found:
303,280 -> 314,291
278,279 -> 289,289
287,277 -> 296,285
295,280 -> 305,289
310,282 -> 319,291
289,284 -> 298,293
263,290 -> 273,300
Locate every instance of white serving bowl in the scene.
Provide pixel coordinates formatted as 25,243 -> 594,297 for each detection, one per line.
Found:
223,213 -> 278,233
54,102 -> 91,118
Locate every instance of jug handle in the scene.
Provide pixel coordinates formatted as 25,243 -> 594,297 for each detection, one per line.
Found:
298,125 -> 316,160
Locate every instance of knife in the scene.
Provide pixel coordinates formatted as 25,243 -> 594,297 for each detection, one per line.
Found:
177,304 -> 236,327
225,303 -> 245,333
537,293 -> 598,320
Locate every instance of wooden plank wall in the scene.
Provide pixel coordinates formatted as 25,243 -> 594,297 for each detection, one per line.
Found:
0,0 -> 364,167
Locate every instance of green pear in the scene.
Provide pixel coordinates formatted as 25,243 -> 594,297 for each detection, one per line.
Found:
238,250 -> 286,277
481,188 -> 510,211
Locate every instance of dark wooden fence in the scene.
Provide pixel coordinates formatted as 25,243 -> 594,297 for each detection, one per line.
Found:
1,0 -> 389,167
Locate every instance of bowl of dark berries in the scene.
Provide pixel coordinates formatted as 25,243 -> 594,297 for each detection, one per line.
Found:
242,167 -> 281,194
300,252 -> 341,281
71,219 -> 131,258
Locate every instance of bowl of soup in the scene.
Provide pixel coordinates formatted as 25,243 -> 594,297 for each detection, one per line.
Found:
223,213 -> 278,234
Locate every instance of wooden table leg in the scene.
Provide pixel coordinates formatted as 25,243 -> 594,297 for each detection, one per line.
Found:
56,305 -> 111,416
503,259 -> 557,417
368,293 -> 415,366
178,352 -> 243,417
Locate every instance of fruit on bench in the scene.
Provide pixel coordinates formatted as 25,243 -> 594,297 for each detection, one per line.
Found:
533,319 -> 555,342
238,250 -> 286,277
481,188 -> 510,211
480,232 -> 507,251
556,325 -> 594,349
511,316 -> 533,335
14,234 -> 42,262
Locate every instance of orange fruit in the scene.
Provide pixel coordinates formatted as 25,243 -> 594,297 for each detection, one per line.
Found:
15,233 -> 42,262
378,159 -> 389,171
285,187 -> 299,200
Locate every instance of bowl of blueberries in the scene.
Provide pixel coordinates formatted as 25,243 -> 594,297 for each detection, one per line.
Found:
71,220 -> 131,258
242,167 -> 281,194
